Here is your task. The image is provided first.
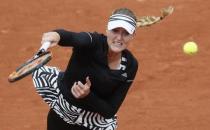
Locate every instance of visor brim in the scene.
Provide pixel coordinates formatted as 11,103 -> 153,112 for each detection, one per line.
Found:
107,20 -> 136,34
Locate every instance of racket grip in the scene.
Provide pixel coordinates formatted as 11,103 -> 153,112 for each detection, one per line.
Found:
39,41 -> 51,51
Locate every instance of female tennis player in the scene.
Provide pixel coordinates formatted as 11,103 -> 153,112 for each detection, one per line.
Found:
32,8 -> 138,130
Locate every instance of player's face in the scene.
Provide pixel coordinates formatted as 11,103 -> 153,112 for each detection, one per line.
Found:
106,27 -> 134,53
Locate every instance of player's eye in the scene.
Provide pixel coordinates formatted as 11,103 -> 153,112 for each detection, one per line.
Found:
110,28 -> 132,39
112,28 -> 119,33
122,31 -> 129,36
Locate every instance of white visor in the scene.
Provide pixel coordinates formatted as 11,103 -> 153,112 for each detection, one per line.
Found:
107,14 -> 136,34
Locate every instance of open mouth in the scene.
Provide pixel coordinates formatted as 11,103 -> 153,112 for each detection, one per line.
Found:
113,42 -> 123,47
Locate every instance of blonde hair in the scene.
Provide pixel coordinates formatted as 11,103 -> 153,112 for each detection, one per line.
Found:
112,8 -> 137,22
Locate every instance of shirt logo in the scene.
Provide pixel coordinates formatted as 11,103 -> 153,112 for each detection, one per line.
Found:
121,73 -> 127,78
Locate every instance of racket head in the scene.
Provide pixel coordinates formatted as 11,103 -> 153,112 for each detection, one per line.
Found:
8,51 -> 52,83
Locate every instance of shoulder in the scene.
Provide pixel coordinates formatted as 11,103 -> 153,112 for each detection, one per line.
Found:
89,32 -> 107,43
88,32 -> 108,51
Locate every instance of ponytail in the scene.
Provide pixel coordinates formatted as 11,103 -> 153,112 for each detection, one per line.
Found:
136,6 -> 174,27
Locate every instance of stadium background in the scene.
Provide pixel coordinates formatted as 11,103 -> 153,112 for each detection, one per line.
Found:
1,0 -> 210,129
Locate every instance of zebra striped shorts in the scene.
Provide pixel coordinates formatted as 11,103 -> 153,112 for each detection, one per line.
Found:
32,66 -> 117,130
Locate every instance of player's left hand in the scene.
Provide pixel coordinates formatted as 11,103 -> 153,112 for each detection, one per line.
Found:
71,76 -> 91,99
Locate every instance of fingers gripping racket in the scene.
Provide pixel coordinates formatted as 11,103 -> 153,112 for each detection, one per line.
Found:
8,42 -> 52,83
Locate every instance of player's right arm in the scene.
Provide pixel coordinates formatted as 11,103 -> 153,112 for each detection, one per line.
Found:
40,29 -> 95,50
53,29 -> 95,48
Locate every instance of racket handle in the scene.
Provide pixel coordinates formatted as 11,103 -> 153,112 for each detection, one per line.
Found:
39,41 -> 51,51
34,41 -> 51,58
34,49 -> 44,58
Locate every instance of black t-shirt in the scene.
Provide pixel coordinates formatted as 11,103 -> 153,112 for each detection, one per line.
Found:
54,29 -> 138,118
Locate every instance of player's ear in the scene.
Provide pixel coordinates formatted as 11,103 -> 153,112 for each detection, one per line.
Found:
130,31 -> 136,39
106,29 -> 111,35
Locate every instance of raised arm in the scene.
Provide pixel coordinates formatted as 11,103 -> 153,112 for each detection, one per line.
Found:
53,29 -> 94,48
40,29 -> 94,51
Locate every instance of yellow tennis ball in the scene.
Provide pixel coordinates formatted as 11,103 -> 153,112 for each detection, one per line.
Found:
183,41 -> 198,55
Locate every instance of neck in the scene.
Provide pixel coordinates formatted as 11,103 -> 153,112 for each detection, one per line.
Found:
108,49 -> 121,59
107,50 -> 122,70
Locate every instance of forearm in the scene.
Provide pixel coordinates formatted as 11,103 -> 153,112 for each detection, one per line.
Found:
40,29 -> 94,51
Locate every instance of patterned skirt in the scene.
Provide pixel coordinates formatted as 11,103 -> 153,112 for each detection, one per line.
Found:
32,66 -> 117,130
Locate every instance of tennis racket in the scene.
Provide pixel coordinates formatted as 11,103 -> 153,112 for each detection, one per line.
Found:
8,49 -> 52,83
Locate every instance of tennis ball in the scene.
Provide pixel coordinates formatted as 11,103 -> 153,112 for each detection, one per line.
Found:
183,41 -> 198,55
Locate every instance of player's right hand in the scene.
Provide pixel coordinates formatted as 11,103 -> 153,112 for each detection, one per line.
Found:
41,32 -> 60,47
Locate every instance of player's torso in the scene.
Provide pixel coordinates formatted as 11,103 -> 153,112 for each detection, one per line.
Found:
64,47 -> 128,98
